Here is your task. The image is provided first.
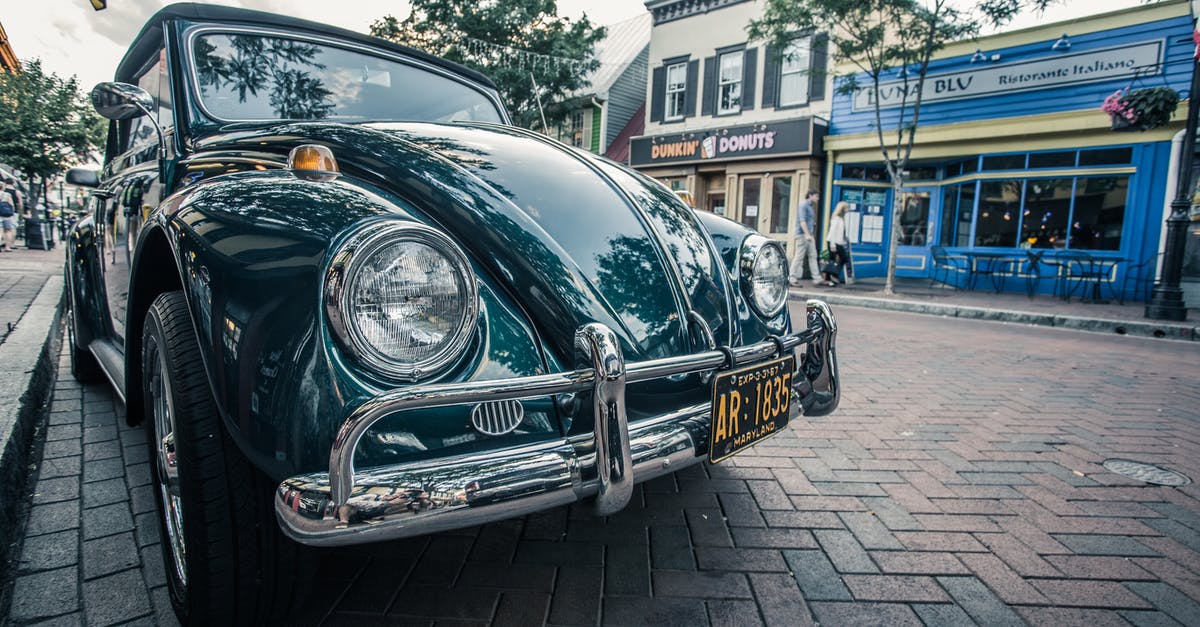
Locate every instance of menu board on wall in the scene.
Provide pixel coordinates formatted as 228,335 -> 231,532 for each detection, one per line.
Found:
862,190 -> 887,244
840,188 -> 888,244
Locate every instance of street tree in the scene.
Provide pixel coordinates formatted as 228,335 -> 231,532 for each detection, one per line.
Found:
749,0 -> 1052,294
370,0 -> 605,131
0,59 -> 105,207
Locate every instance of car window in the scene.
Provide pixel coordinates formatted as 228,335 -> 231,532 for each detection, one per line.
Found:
191,32 -> 504,124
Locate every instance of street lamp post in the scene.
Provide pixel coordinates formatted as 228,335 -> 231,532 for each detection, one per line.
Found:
1145,23 -> 1199,321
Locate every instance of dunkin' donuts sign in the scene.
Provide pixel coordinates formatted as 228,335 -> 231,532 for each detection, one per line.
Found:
631,119 -> 814,166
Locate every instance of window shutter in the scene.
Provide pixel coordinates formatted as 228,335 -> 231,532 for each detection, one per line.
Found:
742,48 -> 757,111
761,45 -> 778,109
809,34 -> 829,101
650,66 -> 665,122
701,56 -> 717,116
684,59 -> 699,118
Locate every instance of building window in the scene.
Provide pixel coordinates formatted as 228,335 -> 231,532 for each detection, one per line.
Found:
741,177 -> 760,229
1021,178 -> 1072,249
666,63 -> 687,121
770,175 -> 791,233
975,180 -> 1023,247
1071,176 -> 1127,250
562,110 -> 585,148
778,38 -> 810,107
718,51 -> 743,115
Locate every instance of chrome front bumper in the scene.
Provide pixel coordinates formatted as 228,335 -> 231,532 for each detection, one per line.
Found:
275,300 -> 839,546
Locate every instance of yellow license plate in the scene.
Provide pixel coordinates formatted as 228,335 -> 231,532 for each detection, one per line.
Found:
709,355 -> 794,463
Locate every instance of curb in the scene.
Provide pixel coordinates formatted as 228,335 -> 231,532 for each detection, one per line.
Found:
0,275 -> 64,600
791,288 -> 1198,341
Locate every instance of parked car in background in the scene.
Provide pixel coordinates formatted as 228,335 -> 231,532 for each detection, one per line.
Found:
65,3 -> 840,624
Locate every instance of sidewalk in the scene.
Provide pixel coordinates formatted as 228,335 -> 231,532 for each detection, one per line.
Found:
0,244 -> 67,608
790,276 -> 1200,342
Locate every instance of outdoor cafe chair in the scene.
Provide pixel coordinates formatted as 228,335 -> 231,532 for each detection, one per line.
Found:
1049,250 -> 1094,302
1016,250 -> 1057,299
1119,252 -> 1161,305
930,245 -> 968,290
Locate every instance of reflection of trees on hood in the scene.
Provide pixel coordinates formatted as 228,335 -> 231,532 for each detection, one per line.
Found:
195,35 -> 335,119
595,235 -> 670,340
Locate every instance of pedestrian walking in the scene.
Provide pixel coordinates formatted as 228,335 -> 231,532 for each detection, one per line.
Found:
0,182 -> 18,252
789,189 -> 822,287
821,201 -> 850,286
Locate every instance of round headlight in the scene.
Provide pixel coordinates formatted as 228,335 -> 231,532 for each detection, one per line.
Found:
740,236 -> 788,318
326,222 -> 478,381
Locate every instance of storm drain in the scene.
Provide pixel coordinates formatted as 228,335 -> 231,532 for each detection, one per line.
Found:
1102,459 -> 1191,486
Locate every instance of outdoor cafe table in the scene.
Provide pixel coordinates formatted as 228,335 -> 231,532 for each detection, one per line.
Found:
962,251 -> 1017,293
1067,255 -> 1125,303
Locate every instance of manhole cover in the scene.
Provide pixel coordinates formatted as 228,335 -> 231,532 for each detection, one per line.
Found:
1102,459 -> 1191,486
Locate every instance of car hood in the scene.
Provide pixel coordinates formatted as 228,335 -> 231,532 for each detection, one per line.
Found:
196,121 -> 736,365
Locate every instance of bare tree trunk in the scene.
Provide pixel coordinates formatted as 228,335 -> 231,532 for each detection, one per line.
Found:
882,177 -> 905,295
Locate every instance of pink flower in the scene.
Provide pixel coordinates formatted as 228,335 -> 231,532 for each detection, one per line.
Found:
1100,90 -> 1137,122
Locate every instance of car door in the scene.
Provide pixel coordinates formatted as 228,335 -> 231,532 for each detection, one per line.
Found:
99,50 -> 167,345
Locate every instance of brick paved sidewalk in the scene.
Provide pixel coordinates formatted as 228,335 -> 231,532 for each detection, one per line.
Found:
6,307 -> 1200,626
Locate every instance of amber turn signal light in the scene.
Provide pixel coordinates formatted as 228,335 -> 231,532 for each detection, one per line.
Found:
287,144 -> 339,174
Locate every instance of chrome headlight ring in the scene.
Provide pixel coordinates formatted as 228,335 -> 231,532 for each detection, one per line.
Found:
739,235 -> 789,318
325,221 -> 479,382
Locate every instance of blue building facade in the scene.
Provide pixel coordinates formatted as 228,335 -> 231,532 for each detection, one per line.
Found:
823,1 -> 1191,300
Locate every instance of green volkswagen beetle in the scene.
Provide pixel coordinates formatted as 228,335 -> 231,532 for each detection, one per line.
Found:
65,3 -> 839,624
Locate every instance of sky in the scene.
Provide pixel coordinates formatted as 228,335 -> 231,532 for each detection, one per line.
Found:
3,0 -> 1147,94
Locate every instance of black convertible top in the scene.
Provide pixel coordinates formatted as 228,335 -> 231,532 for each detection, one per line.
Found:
116,2 -> 497,91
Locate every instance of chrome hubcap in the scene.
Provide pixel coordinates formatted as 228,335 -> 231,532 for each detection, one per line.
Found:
149,336 -> 187,587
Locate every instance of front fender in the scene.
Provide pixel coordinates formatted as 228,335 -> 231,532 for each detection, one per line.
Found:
148,170 -> 554,481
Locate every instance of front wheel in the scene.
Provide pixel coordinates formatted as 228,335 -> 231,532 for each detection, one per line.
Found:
142,291 -> 308,625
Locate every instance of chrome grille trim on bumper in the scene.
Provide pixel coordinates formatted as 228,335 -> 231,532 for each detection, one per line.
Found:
275,300 -> 839,546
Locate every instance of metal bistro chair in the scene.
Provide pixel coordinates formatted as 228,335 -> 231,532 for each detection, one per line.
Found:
1119,253 -> 1162,305
1016,250 -> 1057,299
930,245 -> 968,290
1053,250 -> 1096,303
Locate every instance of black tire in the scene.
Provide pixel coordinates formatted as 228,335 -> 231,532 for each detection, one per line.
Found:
65,292 -> 103,383
141,291 -> 309,626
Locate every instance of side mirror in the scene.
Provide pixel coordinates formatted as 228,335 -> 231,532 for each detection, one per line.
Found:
66,167 -> 100,188
90,82 -> 154,121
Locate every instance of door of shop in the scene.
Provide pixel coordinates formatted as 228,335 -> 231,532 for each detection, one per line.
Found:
894,188 -> 938,277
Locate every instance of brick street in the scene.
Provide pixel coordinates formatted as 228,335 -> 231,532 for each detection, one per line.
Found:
7,302 -> 1200,626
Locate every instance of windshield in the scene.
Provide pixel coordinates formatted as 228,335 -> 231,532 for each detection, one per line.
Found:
190,32 -> 505,124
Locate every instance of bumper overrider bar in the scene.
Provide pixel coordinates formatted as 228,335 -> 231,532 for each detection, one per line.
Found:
275,300 -> 839,546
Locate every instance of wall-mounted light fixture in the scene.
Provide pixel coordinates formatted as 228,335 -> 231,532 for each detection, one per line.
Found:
970,48 -> 986,63
1051,33 -> 1071,51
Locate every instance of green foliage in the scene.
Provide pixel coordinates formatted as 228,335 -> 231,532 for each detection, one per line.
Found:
370,0 -> 605,130
1115,87 -> 1180,131
0,59 -> 104,185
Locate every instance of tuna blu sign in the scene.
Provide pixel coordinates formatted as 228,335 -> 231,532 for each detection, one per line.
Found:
851,40 -> 1164,112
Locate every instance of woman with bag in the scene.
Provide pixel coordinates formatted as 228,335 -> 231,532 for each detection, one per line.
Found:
821,202 -> 850,286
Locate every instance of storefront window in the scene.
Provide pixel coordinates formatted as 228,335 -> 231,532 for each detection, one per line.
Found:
898,192 -> 929,245
1021,178 -> 1072,249
1029,151 -> 1075,168
982,154 -> 1026,170
770,176 -> 791,233
975,180 -> 1023,247
1078,147 -> 1132,166
741,177 -> 760,229
956,184 -> 975,246
940,185 -> 957,246
1070,176 -> 1127,250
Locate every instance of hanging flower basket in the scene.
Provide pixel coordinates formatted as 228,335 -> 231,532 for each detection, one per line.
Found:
1101,87 -> 1180,132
